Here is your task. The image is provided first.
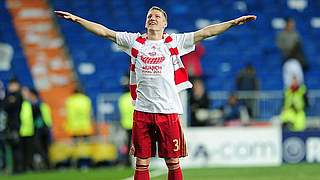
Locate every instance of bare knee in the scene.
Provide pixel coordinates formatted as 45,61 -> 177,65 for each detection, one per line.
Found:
165,158 -> 180,170
135,157 -> 151,171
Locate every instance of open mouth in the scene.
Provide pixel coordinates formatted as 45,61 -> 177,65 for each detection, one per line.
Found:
149,22 -> 157,25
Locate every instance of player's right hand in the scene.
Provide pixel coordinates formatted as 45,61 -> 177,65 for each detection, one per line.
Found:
54,11 -> 78,22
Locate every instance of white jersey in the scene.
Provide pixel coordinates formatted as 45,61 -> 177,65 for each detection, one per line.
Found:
116,32 -> 195,114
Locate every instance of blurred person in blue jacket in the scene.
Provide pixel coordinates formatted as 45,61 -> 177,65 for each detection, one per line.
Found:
221,94 -> 241,122
220,93 -> 249,126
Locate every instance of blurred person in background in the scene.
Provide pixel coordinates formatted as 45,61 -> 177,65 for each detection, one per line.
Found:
20,87 -> 36,171
118,73 -> 134,167
235,63 -> 259,118
55,6 -> 256,180
276,17 -> 308,71
0,80 -> 7,172
65,87 -> 93,139
3,78 -> 23,174
280,76 -> 308,131
189,78 -> 210,126
221,93 -> 241,123
220,93 -> 249,126
65,87 -> 93,169
182,43 -> 205,78
28,88 -> 52,170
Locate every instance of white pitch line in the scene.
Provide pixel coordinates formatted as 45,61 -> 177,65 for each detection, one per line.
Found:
122,169 -> 166,180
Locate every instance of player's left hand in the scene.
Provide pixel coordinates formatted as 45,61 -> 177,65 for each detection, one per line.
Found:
233,15 -> 257,25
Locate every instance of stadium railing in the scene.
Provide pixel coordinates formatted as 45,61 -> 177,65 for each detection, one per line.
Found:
96,90 -> 320,127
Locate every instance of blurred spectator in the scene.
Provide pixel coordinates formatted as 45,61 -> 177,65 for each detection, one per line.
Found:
282,58 -> 304,88
0,80 -> 7,172
189,78 -> 210,126
280,76 -> 308,131
182,43 -> 205,78
236,63 -> 259,91
276,17 -> 308,71
220,93 -> 249,125
235,63 -> 259,118
65,87 -> 93,169
3,78 -> 23,173
0,80 -> 4,103
118,73 -> 134,167
20,87 -> 36,171
28,88 -> 52,169
65,87 -> 93,139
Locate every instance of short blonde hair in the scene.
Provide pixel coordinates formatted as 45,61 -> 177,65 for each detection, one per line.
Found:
147,6 -> 167,21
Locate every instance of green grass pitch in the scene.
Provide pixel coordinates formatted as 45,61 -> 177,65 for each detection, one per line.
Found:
0,163 -> 319,180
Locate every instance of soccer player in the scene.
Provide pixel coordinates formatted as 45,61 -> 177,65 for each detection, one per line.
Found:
55,7 -> 256,180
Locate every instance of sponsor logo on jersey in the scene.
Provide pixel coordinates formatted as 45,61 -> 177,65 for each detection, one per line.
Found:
148,51 -> 156,56
140,55 -> 165,64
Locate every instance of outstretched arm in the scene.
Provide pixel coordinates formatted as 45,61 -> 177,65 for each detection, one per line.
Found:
194,15 -> 256,44
55,11 -> 116,42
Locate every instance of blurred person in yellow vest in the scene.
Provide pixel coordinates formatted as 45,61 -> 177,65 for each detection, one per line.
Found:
19,87 -> 35,171
65,87 -> 93,169
65,87 -> 93,138
280,76 -> 308,131
118,73 -> 134,166
28,88 -> 52,169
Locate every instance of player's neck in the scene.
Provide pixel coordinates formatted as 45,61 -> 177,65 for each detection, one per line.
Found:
147,29 -> 164,40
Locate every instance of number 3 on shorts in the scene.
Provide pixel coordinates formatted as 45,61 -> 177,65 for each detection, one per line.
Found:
173,139 -> 179,151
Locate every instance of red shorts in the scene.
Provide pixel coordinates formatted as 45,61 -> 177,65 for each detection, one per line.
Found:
131,110 -> 187,159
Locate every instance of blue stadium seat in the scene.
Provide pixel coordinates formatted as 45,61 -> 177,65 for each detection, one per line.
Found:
47,0 -> 320,121
0,1 -> 33,87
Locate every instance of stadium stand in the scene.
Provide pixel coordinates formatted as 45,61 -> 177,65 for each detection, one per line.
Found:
0,1 -> 33,87
1,0 -> 320,120
50,0 -> 320,92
